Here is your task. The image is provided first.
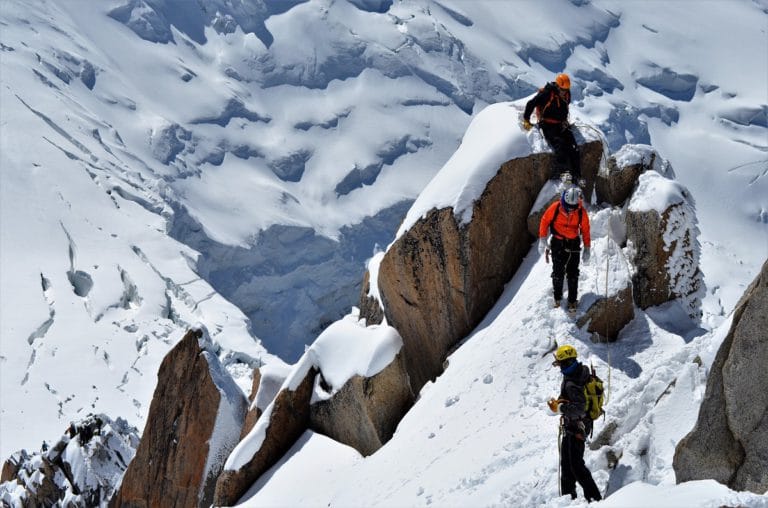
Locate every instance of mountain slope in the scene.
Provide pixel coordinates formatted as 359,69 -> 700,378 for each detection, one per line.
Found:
1,0 -> 766,470
240,215 -> 763,507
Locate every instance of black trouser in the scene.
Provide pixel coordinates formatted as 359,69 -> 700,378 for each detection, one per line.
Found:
561,431 -> 602,501
550,237 -> 581,303
541,122 -> 581,180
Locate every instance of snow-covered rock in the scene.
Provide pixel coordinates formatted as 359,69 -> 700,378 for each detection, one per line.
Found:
626,171 -> 704,318
0,414 -> 139,507
596,144 -> 674,206
215,312 -> 405,506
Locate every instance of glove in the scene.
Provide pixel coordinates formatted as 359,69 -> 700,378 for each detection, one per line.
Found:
522,119 -> 533,131
582,247 -> 590,264
547,398 -> 564,413
538,238 -> 547,255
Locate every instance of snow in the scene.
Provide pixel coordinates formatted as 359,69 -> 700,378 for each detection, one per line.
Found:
1,0 -> 767,506
628,171 -> 688,214
611,144 -> 671,177
600,479 -> 768,508
251,362 -> 292,414
237,431 -> 363,507
308,313 -> 402,398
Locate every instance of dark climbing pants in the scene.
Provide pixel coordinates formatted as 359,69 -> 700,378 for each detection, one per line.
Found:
550,237 -> 581,303
561,432 -> 602,502
541,122 -> 581,181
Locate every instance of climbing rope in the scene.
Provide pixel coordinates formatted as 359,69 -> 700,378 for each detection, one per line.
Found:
604,236 -> 612,405
557,418 -> 563,496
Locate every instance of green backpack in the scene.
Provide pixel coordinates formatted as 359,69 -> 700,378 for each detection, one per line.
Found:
584,363 -> 605,421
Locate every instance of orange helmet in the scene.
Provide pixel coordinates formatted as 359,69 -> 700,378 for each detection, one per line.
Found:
555,73 -> 571,89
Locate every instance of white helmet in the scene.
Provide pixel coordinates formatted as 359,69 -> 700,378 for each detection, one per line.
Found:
562,186 -> 581,206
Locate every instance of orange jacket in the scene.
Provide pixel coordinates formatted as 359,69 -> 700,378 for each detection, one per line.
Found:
539,200 -> 590,247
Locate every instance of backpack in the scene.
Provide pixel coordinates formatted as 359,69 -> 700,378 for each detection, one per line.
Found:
584,363 -> 605,422
535,83 -> 570,123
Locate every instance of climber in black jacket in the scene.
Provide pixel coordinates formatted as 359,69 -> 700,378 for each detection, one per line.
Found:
523,73 -> 582,184
548,344 -> 602,503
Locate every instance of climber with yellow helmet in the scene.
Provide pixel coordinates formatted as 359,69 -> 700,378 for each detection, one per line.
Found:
548,344 -> 602,502
522,73 -> 582,184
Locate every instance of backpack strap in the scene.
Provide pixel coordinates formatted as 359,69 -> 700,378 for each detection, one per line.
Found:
549,203 -> 583,239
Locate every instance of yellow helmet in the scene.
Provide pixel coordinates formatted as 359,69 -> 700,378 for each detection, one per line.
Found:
554,344 -> 578,362
555,73 -> 571,89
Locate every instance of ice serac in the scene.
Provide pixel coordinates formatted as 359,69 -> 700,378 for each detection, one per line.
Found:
110,328 -> 247,508
373,140 -> 603,392
674,259 -> 768,494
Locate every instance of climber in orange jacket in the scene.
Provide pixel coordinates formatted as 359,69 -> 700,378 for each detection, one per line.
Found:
523,73 -> 582,184
538,186 -> 590,312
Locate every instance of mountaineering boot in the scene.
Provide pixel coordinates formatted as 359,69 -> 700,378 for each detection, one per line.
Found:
567,301 -> 577,315
554,299 -> 561,308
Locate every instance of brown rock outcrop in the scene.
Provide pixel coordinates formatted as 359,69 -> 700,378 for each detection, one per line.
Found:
378,141 -> 603,392
310,352 -> 413,456
595,155 -> 644,206
112,329 -> 247,508
595,145 -> 672,206
674,259 -> 768,493
213,366 -> 317,507
577,285 -> 634,342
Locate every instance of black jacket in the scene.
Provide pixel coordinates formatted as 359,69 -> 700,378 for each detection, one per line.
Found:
523,82 -> 571,123
559,362 -> 591,435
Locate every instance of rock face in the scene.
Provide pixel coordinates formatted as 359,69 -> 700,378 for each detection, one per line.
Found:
112,329 -> 247,508
359,270 -> 384,326
0,414 -> 139,507
240,368 -> 263,442
310,352 -> 413,456
214,366 -> 317,507
595,144 -> 673,206
595,155 -> 644,206
674,259 -> 768,493
377,141 -> 603,392
625,191 -> 703,317
577,285 -> 634,342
